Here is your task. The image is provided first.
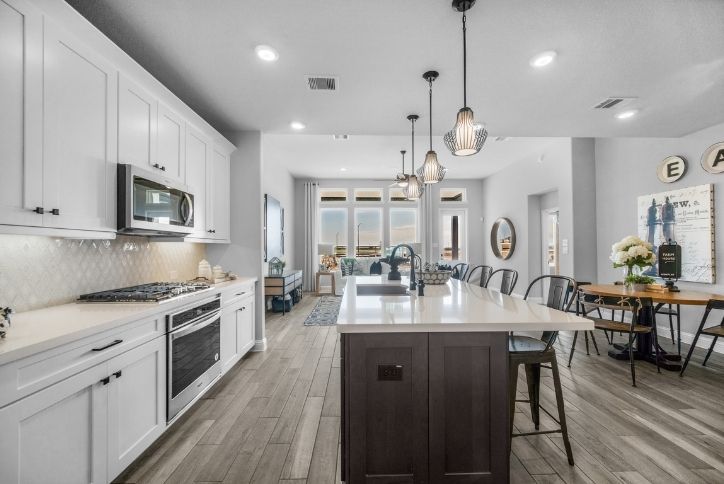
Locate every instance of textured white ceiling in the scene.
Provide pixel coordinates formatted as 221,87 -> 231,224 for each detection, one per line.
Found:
263,134 -> 566,180
67,0 -> 724,138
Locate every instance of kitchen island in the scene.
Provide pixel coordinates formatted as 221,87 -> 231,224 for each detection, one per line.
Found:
337,276 -> 592,484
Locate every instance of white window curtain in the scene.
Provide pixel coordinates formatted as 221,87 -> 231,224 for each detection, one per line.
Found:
303,181 -> 320,291
420,192 -> 433,262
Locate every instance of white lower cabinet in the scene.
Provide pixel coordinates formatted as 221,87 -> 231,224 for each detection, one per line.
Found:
0,336 -> 166,484
0,361 -> 109,484
107,336 -> 166,481
220,295 -> 255,373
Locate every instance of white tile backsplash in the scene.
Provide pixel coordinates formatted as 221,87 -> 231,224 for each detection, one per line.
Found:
0,235 -> 206,312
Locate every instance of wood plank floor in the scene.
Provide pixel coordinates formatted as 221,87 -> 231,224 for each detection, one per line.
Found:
115,294 -> 724,484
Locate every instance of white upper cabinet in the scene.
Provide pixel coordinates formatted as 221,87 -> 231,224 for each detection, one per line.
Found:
42,19 -> 116,233
157,103 -> 186,183
0,0 -> 43,227
185,125 -> 210,239
0,0 -> 234,240
210,146 -> 231,241
118,74 -> 157,171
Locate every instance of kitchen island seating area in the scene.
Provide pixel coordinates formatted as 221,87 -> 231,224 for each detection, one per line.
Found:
509,275 -> 579,467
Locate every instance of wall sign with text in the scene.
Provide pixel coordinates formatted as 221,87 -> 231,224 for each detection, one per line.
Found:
657,156 -> 686,183
701,142 -> 724,174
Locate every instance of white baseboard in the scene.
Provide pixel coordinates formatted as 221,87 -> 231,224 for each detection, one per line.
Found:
252,337 -> 268,352
656,325 -> 724,355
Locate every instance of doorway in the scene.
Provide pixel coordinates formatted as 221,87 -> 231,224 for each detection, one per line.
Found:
541,208 -> 560,276
439,209 -> 467,263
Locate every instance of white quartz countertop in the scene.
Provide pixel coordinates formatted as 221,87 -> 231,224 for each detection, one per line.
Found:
0,278 -> 257,366
336,276 -> 593,333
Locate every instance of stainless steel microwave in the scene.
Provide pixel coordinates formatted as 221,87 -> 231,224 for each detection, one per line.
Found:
117,164 -> 194,236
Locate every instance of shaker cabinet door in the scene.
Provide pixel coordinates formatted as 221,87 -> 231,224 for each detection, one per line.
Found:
345,333 -> 429,483
236,298 -> 255,355
185,125 -> 210,239
220,308 -> 240,372
42,20 -> 117,233
210,146 -> 231,241
428,332 -> 509,483
0,0 -> 43,227
157,103 -> 186,183
0,363 -> 109,484
118,74 -> 157,170
107,337 -> 166,481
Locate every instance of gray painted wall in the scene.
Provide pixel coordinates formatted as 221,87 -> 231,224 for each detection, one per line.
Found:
595,121 -> 724,342
207,131 -> 266,349
571,138 -> 598,283
480,139 -> 575,295
293,178 -> 485,268
263,142 -> 296,270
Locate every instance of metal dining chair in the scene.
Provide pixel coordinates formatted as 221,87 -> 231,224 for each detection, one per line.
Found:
508,275 -> 577,466
485,268 -> 518,295
465,265 -> 493,287
576,292 -> 660,386
680,299 -> 724,375
451,263 -> 469,281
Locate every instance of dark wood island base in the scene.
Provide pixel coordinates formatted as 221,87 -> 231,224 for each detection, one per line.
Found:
340,332 -> 510,484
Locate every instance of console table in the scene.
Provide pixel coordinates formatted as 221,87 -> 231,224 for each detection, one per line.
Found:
264,270 -> 303,314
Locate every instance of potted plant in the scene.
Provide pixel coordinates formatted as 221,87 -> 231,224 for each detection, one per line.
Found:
610,235 -> 657,291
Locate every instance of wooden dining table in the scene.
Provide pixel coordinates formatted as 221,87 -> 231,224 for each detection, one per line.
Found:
580,284 -> 724,371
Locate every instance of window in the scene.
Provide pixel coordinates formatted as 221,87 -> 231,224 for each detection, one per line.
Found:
389,208 -> 418,246
320,188 -> 347,202
320,208 -> 348,257
354,188 -> 382,202
354,208 -> 382,257
440,209 -> 467,262
440,188 -> 466,203
389,187 -> 413,202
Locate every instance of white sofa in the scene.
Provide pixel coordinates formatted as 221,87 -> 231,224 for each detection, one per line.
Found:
318,257 -> 393,296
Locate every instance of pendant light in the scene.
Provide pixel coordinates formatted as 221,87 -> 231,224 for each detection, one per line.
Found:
396,150 -> 409,188
417,71 -> 447,184
404,115 -> 424,200
444,0 -> 487,156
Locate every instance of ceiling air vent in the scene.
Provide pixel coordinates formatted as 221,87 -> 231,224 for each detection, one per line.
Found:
593,97 -> 636,109
306,75 -> 338,91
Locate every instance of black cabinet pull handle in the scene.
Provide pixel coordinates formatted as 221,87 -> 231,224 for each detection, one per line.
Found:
50,208 -> 60,216
153,163 -> 160,169
91,339 -> 123,352
161,165 -> 166,171
33,207 -> 44,214
113,370 -> 122,379
100,376 -> 110,385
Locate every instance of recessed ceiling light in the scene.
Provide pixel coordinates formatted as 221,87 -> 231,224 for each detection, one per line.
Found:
530,50 -> 557,68
340,168 -> 348,172
616,109 -> 638,120
254,45 -> 279,62
290,121 -> 306,130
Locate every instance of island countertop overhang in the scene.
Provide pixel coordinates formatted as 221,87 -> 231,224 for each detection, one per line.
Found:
336,276 -> 594,333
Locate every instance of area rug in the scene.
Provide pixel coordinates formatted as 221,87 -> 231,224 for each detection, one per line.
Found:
304,295 -> 342,326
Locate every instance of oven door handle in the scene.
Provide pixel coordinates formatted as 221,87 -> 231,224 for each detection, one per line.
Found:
171,310 -> 220,340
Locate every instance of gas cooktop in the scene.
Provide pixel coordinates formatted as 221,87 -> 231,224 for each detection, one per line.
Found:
78,282 -> 211,303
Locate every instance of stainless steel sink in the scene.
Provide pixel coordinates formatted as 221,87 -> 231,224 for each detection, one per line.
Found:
356,284 -> 409,296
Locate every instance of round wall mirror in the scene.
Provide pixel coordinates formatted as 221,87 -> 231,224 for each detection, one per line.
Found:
491,218 -> 516,260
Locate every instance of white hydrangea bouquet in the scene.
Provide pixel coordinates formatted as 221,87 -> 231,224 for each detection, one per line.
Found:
610,235 -> 656,288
